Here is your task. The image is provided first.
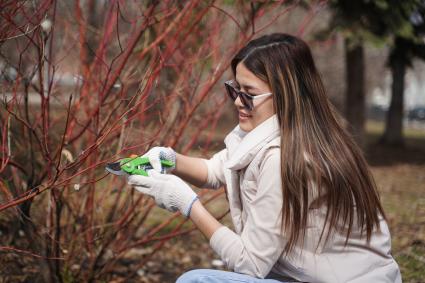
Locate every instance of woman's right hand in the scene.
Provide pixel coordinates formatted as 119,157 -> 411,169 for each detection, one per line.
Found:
142,146 -> 176,174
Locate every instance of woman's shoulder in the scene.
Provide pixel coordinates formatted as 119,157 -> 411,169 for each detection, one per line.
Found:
260,136 -> 281,160
247,137 -> 281,175
267,136 -> 281,148
257,136 -> 281,159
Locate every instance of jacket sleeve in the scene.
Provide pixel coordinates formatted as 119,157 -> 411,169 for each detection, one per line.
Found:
200,148 -> 227,189
209,147 -> 286,278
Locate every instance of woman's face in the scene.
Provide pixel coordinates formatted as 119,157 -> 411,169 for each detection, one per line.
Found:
235,62 -> 275,132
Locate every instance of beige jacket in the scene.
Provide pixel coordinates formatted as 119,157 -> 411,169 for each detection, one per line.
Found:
202,115 -> 402,283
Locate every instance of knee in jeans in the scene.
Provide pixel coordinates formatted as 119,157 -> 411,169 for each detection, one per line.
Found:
176,269 -> 210,283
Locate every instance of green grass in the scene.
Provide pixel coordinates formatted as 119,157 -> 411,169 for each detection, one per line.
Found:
366,120 -> 425,282
395,244 -> 425,283
366,120 -> 425,138
366,120 -> 425,148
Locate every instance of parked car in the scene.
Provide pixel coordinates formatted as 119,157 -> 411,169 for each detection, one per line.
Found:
408,107 -> 425,121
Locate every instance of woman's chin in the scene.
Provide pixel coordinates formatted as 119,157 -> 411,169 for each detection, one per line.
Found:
239,121 -> 253,132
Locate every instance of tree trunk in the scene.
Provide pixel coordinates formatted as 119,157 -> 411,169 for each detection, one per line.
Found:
345,39 -> 366,148
381,54 -> 406,146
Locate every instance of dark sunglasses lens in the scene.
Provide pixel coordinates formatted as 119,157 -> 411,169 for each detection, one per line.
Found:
225,84 -> 238,101
224,82 -> 253,110
239,92 -> 253,110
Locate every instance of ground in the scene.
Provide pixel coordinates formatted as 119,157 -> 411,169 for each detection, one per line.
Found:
1,121 -> 424,282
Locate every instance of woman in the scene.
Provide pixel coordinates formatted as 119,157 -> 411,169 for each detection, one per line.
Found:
128,33 -> 402,282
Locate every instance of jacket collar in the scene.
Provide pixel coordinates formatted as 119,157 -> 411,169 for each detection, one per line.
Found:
224,114 -> 280,171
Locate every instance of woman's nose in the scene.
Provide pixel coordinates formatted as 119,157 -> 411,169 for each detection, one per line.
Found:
234,95 -> 244,108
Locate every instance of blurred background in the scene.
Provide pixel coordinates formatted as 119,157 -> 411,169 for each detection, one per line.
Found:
0,1 -> 424,282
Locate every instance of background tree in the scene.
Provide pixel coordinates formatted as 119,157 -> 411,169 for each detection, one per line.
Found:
324,0 -> 423,147
381,2 -> 425,145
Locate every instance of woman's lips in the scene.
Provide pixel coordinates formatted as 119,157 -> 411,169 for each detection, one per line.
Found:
239,112 -> 252,121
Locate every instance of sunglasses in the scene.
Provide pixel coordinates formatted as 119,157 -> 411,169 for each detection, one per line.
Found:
224,80 -> 272,111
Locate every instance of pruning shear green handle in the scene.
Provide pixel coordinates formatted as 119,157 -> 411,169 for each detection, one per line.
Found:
106,156 -> 175,176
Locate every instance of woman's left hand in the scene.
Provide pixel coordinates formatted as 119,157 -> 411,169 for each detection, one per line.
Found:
127,170 -> 198,218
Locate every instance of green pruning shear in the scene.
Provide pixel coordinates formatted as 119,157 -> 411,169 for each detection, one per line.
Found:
105,155 -> 175,176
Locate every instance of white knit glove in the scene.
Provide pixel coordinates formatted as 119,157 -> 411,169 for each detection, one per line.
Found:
127,170 -> 198,217
142,146 -> 176,173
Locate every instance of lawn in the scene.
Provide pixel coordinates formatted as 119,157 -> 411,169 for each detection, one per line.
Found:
365,121 -> 425,283
2,120 -> 423,282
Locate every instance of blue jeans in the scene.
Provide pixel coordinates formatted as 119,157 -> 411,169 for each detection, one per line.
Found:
176,269 -> 290,283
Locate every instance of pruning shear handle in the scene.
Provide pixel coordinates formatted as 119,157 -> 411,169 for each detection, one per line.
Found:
106,156 -> 174,176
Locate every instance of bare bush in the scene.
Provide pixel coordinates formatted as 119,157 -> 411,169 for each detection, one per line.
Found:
0,1 -> 320,281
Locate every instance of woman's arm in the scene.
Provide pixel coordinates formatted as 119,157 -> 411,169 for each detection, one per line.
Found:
173,151 -> 227,237
207,148 -> 285,278
189,199 -> 223,239
172,153 -> 208,187
172,149 -> 227,189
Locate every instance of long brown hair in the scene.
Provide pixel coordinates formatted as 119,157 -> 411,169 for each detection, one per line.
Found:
231,33 -> 385,254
